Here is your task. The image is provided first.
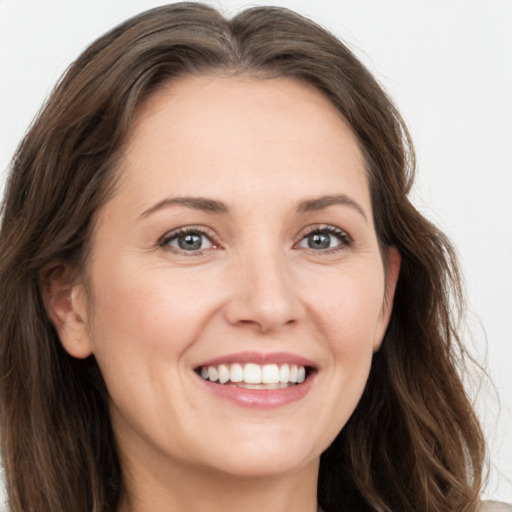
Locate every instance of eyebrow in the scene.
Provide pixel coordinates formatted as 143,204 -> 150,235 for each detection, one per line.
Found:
139,193 -> 367,222
296,194 -> 368,222
139,197 -> 229,219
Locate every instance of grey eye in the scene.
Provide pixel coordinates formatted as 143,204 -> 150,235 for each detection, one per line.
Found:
309,233 -> 332,249
179,233 -> 203,250
165,231 -> 213,252
299,231 -> 342,250
296,226 -> 351,252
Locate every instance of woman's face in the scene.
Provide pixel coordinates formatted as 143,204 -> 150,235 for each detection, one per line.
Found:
60,76 -> 399,481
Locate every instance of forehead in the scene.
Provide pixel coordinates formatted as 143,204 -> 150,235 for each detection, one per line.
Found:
113,74 -> 371,218
128,74 -> 357,149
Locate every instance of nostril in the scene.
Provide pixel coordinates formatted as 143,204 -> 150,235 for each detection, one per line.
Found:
223,294 -> 304,334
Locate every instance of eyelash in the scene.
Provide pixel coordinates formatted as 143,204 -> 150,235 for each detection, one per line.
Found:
295,225 -> 352,254
159,226 -> 219,255
159,224 -> 352,256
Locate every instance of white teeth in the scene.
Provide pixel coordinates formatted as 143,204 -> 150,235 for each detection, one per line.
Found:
239,382 -> 281,390
218,364 -> 230,384
208,366 -> 218,382
289,364 -> 298,383
279,364 -> 290,383
230,363 -> 243,382
239,383 -> 269,390
200,363 -> 308,386
261,364 -> 280,384
244,363 -> 261,384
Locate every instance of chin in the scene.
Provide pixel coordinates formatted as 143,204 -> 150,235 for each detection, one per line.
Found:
212,452 -> 317,479
194,427 -> 324,478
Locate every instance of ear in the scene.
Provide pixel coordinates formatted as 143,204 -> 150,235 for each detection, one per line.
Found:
40,262 -> 93,359
373,246 -> 401,351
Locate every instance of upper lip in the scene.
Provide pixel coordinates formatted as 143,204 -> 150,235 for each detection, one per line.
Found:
195,351 -> 316,369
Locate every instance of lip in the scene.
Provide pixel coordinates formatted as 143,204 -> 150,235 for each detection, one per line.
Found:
196,373 -> 315,409
195,351 -> 316,368
194,351 -> 317,409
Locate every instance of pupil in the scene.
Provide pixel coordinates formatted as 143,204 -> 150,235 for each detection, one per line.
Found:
178,233 -> 202,250
309,233 -> 330,249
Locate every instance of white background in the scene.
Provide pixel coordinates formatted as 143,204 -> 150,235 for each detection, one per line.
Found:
0,0 -> 510,503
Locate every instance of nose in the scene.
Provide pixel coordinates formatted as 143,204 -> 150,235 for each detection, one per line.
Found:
223,249 -> 305,334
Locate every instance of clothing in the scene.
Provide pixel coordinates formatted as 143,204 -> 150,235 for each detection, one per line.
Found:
480,501 -> 512,512
317,501 -> 511,512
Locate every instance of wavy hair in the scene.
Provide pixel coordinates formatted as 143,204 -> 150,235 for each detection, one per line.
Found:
0,3 -> 485,511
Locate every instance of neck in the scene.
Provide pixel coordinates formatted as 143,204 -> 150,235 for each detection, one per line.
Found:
117,455 -> 320,512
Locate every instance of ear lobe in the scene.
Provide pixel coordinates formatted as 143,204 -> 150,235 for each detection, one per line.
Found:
40,262 -> 93,359
374,246 -> 401,351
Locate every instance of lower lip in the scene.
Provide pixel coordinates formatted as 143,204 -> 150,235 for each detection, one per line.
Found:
196,374 -> 314,409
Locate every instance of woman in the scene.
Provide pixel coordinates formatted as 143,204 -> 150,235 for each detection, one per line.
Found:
0,3 -> 508,512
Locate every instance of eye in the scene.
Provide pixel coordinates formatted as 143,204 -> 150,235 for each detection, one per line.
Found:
296,226 -> 351,252
160,227 -> 216,254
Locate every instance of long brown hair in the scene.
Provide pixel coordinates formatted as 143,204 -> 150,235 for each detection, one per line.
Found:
0,3 -> 485,511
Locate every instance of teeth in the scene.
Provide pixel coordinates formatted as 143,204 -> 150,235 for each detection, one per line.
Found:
261,364 -> 279,384
199,363 -> 308,386
218,364 -> 230,384
244,363 -> 261,384
279,364 -> 290,383
238,382 -> 284,390
230,363 -> 243,382
208,366 -> 219,382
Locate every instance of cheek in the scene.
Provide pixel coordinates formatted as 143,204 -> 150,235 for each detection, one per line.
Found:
82,262 -> 223,431
305,262 -> 386,345
85,260 -> 224,363
302,262 -> 385,414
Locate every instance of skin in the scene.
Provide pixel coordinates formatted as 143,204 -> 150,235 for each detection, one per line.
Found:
46,75 -> 400,512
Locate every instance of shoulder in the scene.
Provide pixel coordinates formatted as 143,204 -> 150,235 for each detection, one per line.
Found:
479,501 -> 512,512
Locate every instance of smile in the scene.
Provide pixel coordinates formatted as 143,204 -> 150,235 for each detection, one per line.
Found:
197,363 -> 308,388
